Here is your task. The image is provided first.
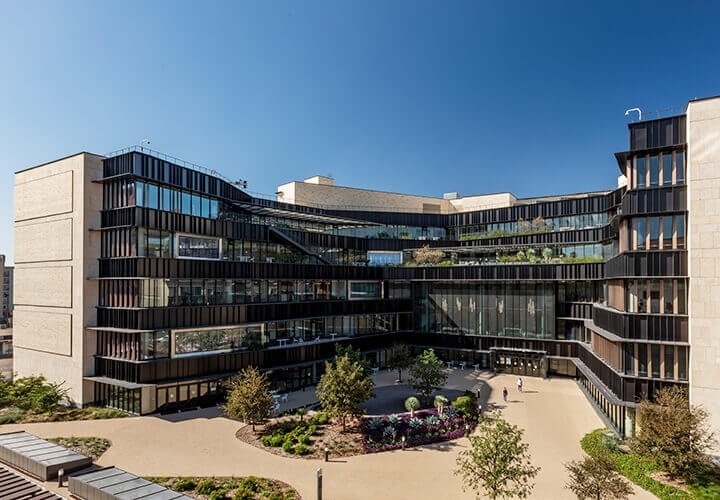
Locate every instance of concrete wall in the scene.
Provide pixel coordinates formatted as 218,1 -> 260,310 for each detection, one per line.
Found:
686,96 -> 720,444
13,153 -> 103,406
277,180 -> 516,214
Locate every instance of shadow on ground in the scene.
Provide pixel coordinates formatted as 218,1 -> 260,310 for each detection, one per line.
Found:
362,382 -> 491,415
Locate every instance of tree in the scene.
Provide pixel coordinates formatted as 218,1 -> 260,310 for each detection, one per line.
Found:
316,354 -> 375,431
630,385 -> 716,479
405,396 -> 420,417
387,343 -> 412,382
223,367 -> 275,432
434,395 -> 449,416
335,344 -> 372,378
455,415 -> 540,499
413,245 -> 445,265
565,454 -> 633,500
542,247 -> 553,262
409,349 -> 448,404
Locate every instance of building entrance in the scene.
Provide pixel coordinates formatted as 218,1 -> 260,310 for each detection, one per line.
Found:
491,348 -> 547,378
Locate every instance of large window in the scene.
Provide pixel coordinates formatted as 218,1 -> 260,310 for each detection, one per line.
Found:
636,156 -> 647,188
349,281 -> 382,299
134,181 -> 220,220
662,153 -> 672,186
174,326 -> 263,356
138,228 -> 173,257
649,155 -> 659,187
177,235 -> 221,259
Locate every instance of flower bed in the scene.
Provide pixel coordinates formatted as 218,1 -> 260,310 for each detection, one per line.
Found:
361,408 -> 474,453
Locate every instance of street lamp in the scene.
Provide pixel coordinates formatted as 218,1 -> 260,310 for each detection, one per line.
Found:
317,468 -> 323,500
401,435 -> 406,450
324,446 -> 329,462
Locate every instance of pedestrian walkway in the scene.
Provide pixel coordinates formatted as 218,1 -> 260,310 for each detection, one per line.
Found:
0,374 -> 654,499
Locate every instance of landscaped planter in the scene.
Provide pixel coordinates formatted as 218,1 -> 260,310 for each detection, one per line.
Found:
361,408 -> 475,453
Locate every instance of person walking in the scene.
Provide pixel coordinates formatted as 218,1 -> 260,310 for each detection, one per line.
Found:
517,377 -> 523,393
502,387 -> 508,402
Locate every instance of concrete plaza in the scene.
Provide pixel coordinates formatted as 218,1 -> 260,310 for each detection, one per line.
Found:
1,371 -> 654,499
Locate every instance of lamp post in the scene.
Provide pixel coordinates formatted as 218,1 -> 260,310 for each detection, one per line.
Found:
57,468 -> 64,487
324,446 -> 329,462
317,468 -> 323,500
401,435 -> 406,450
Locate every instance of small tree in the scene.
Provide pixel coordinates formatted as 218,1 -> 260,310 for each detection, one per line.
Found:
413,245 -> 445,265
223,367 -> 275,432
405,396 -> 420,417
455,415 -> 540,499
630,385 -> 716,479
387,343 -> 412,382
531,216 -> 546,231
409,349 -> 448,404
434,395 -> 449,416
565,454 -> 632,500
317,354 -> 375,431
335,344 -> 372,378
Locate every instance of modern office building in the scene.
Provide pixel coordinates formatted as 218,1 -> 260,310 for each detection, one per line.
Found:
12,96 -> 720,439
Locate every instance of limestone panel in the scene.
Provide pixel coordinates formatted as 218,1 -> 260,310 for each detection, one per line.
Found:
14,266 -> 72,307
15,170 -> 73,221
15,218 -> 73,263
13,309 -> 72,356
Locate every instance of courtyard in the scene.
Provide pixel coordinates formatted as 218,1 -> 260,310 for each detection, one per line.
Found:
2,370 -> 654,499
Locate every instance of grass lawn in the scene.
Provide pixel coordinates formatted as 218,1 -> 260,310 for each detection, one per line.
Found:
581,429 -> 720,500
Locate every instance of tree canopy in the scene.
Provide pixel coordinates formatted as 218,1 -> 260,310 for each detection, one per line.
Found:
630,385 -> 716,479
387,343 -> 413,382
223,367 -> 275,431
455,415 -> 540,499
565,454 -> 632,500
408,348 -> 447,403
316,354 -> 375,431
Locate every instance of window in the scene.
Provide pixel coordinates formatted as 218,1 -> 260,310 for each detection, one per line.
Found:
662,153 -> 672,186
677,346 -> 687,380
662,216 -> 672,249
649,280 -> 660,314
677,279 -> 687,314
650,344 -> 660,377
637,344 -> 647,376
635,218 -> 646,249
649,155 -> 659,187
676,215 -> 685,248
147,184 -> 159,209
349,281 -> 382,299
177,235 -> 221,259
635,156 -> 647,188
664,280 -> 673,314
173,326 -> 262,356
135,181 -> 145,206
649,217 -> 659,249
676,150 -> 685,183
664,346 -> 674,379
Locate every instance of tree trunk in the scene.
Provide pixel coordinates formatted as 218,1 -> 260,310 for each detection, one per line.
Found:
398,369 -> 402,382
342,415 -> 346,432
252,422 -> 255,432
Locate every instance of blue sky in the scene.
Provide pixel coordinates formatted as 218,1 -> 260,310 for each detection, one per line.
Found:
1,1 -> 718,263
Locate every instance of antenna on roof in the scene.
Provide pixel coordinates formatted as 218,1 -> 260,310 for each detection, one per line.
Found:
624,108 -> 642,121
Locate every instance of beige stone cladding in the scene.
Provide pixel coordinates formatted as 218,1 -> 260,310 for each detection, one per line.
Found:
687,96 -> 720,446
13,153 -> 103,406
277,179 -> 517,214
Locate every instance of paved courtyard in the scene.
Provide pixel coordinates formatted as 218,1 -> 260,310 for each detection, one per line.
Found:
1,371 -> 654,499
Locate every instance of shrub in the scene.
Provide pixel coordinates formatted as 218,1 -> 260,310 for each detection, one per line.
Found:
209,488 -> 228,500
172,478 -> 196,491
233,488 -> 253,500
425,415 -> 440,427
260,435 -> 273,447
297,433 -> 311,445
7,376 -> 67,413
195,478 -> 217,495
270,434 -> 284,447
281,439 -> 295,454
388,414 -> 401,425
452,396 -> 477,419
408,417 -> 423,429
295,444 -> 309,455
0,407 -> 25,424
367,417 -> 384,431
237,477 -> 260,492
309,411 -> 329,425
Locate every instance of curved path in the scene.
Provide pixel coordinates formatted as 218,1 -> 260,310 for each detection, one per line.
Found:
1,372 -> 654,499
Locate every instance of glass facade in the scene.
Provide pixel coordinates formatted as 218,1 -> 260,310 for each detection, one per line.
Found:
416,282 -> 555,338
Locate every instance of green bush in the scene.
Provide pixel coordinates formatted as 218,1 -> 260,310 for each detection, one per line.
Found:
269,434 -> 284,447
312,411 -> 329,425
233,488 -> 253,500
281,439 -> 294,454
451,396 -> 476,418
260,435 -> 273,447
195,478 -> 217,495
5,376 -> 67,413
209,488 -> 228,500
0,407 -> 25,424
297,433 -> 310,445
172,478 -> 197,492
294,443 -> 309,455
237,477 -> 260,492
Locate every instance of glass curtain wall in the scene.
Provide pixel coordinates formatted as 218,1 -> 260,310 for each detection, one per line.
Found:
416,282 -> 555,339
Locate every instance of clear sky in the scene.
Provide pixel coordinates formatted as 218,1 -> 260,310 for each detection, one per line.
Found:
1,1 -> 718,264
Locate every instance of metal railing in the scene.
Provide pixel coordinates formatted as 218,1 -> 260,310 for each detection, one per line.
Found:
625,105 -> 686,123
105,145 -> 238,185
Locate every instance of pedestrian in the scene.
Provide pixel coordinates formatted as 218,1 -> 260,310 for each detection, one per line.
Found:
517,377 -> 523,393
502,387 -> 508,402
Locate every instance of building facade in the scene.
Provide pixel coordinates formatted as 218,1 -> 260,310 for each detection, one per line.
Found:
12,96 -> 720,439
0,255 -> 12,327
